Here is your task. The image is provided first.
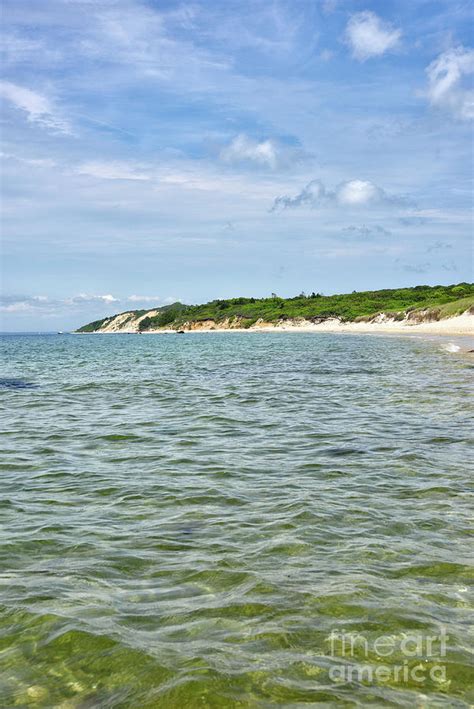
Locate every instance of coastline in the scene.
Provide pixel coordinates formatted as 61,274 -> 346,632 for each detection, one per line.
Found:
248,313 -> 474,336
81,313 -> 474,339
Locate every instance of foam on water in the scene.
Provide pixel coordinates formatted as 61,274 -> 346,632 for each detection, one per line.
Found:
443,342 -> 462,353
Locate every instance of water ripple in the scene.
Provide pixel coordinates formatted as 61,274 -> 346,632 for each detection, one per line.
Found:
0,332 -> 472,707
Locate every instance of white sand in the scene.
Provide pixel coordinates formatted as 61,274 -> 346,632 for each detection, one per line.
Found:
266,313 -> 474,336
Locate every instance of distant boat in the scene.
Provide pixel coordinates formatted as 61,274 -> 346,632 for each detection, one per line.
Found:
177,330 -> 185,334
57,331 -> 63,334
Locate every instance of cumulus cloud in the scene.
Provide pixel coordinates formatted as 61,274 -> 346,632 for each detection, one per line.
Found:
271,178 -> 410,211
0,81 -> 70,133
76,161 -> 150,180
345,11 -> 401,61
426,46 -> 474,120
337,179 -> 383,205
220,134 -> 308,170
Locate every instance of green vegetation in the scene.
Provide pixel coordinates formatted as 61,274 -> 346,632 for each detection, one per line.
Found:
145,303 -> 188,328
77,283 -> 474,332
77,316 -> 112,333
434,295 -> 474,318
138,316 -> 152,332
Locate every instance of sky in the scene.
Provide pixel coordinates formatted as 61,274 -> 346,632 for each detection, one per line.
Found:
0,0 -> 473,331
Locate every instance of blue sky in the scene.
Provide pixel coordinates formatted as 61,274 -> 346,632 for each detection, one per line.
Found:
0,0 -> 473,330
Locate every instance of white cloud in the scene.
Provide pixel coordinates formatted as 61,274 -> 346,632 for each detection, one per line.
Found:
69,294 -> 119,304
271,178 -> 410,211
88,2 -> 227,82
336,179 -> 382,205
0,296 -> 43,313
127,295 -> 180,305
220,134 -> 308,170
345,11 -> 401,61
76,161 -> 150,181
0,293 -> 178,316
0,293 -> 121,321
0,81 -> 70,133
127,295 -> 162,303
0,295 -> 50,313
1,152 -> 56,168
220,134 -> 278,168
426,46 -> 474,120
0,300 -> 36,313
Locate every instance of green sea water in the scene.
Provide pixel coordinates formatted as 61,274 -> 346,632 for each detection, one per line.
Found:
0,332 -> 473,708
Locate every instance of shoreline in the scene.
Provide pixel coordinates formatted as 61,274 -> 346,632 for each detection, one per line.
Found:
80,313 -> 473,339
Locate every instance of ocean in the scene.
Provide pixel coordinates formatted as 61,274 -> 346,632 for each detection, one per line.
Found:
1,332 -> 472,707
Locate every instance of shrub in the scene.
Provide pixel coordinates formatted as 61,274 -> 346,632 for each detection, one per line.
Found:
138,317 -> 151,331
156,310 -> 179,327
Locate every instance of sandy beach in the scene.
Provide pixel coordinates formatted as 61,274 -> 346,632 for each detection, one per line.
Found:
252,313 -> 474,336
86,312 -> 474,340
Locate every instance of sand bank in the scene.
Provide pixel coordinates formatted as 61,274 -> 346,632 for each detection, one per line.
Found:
144,313 -> 474,337
81,313 -> 473,339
